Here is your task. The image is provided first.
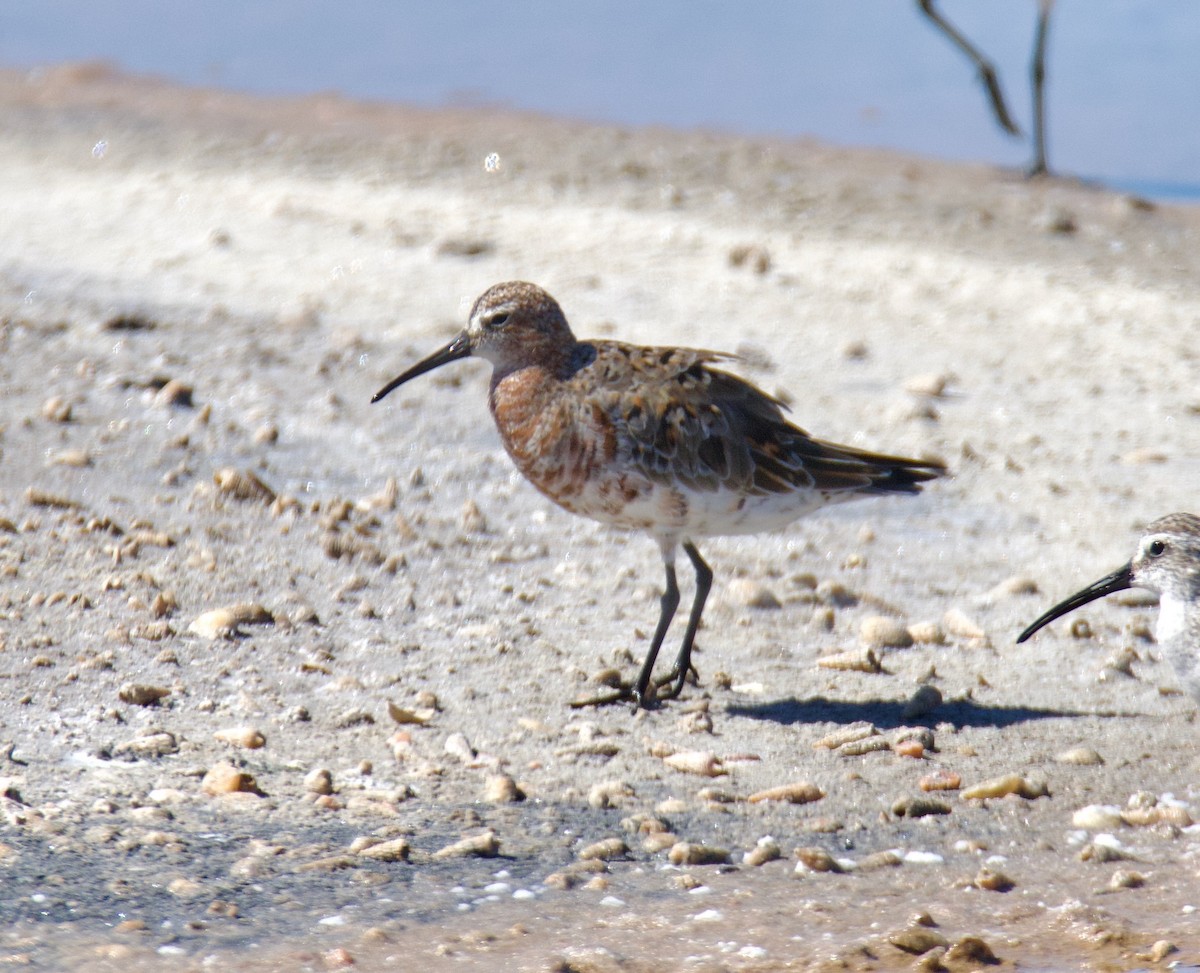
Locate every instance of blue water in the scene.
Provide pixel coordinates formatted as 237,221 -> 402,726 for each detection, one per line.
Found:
2,1 -> 1198,199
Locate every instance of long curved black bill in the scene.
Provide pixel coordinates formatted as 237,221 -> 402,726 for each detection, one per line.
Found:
371,331 -> 472,403
1016,562 -> 1134,643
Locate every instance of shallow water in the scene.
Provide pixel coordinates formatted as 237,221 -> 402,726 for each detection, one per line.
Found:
3,0 -> 1200,198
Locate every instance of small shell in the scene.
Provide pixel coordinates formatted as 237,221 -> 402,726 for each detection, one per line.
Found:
432,831 -> 500,860
974,866 -> 1014,891
902,684 -> 942,720
857,850 -> 903,871
907,621 -> 945,645
188,603 -> 273,640
860,616 -> 913,649
747,782 -> 825,805
891,796 -> 951,818
840,736 -> 892,757
484,774 -> 525,804
1056,747 -> 1105,766
728,578 -> 781,609
118,683 -> 170,706
894,740 -> 925,759
214,726 -> 265,749
942,608 -> 985,640
667,842 -> 730,865
662,750 -> 726,777
817,648 -> 882,673
588,781 -> 635,808
213,467 -> 276,503
794,847 -> 843,873
201,762 -> 260,796
945,937 -> 998,965
961,774 -> 1047,801
888,926 -> 948,954
387,701 -> 435,725
356,838 -> 410,862
814,722 -> 878,749
304,768 -> 333,795
743,838 -> 782,867
1072,804 -> 1124,830
578,837 -> 628,862
918,770 -> 961,792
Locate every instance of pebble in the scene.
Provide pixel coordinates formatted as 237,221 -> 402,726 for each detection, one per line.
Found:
433,831 -> 499,860
214,726 -> 265,750
114,730 -> 179,758
794,847 -> 842,874
857,850 -> 903,871
942,608 -> 986,640
578,838 -> 628,862
1072,804 -> 1124,830
903,372 -> 952,398
641,833 -> 678,853
747,782 -> 824,805
859,616 -> 913,649
727,579 -> 781,609
1109,868 -> 1145,889
155,379 -> 194,408
667,842 -> 730,866
961,774 -> 1048,801
901,684 -> 942,720
201,762 -> 261,797
443,732 -> 477,764
662,751 -> 726,777
118,684 -> 170,706
1055,746 -> 1105,766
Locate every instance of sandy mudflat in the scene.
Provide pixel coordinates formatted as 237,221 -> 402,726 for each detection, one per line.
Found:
1,64 -> 1200,971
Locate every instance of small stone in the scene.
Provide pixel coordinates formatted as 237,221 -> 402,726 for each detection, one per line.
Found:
213,467 -> 276,503
860,616 -> 913,649
858,850 -> 903,871
945,937 -> 997,964
1148,940 -> 1177,962
155,379 -> 194,408
42,396 -> 73,422
903,372 -> 952,398
459,499 -> 487,533
728,579 -> 781,609
588,781 -> 635,809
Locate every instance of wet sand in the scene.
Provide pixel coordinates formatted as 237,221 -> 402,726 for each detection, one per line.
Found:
1,64 -> 1199,970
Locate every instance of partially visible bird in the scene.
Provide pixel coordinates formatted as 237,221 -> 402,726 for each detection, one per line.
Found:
1018,513 -> 1200,701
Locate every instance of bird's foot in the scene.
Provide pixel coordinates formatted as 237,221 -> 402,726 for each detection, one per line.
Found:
568,682 -> 638,709
653,663 -> 700,701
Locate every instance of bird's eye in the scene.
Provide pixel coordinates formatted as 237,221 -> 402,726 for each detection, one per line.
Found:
1148,539 -> 1167,557
486,312 -> 510,329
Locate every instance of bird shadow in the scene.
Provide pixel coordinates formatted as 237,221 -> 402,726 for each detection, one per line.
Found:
723,694 -> 1128,730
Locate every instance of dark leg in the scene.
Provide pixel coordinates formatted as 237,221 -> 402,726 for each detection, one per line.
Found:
916,0 -> 1022,136
657,542 -> 713,700
632,559 -> 680,708
1027,0 -> 1053,176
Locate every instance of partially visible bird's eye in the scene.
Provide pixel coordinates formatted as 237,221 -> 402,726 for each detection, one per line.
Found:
487,312 -> 510,328
1148,539 -> 1167,557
